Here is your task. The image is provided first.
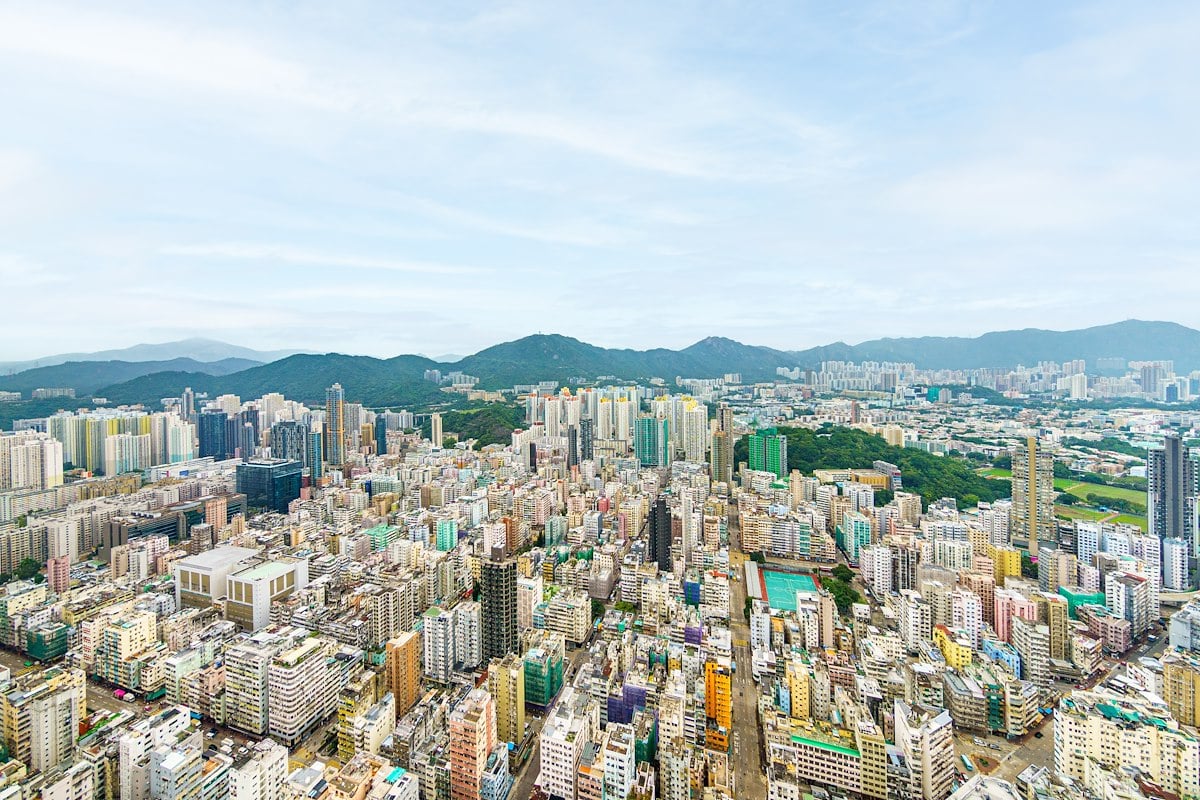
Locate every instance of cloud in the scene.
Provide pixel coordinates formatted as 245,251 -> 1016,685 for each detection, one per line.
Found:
159,243 -> 485,276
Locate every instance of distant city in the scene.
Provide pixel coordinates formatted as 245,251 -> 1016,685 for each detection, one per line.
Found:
0,330 -> 1198,800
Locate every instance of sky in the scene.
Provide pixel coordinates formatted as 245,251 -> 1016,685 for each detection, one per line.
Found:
1,1 -> 1198,360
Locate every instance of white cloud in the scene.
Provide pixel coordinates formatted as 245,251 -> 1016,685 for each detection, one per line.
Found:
159,243 -> 485,276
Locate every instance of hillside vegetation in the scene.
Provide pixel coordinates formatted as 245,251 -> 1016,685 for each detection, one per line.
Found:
735,426 -> 1011,507
421,403 -> 525,448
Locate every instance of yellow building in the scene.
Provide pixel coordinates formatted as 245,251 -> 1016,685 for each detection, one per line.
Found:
786,659 -> 811,720
487,653 -> 526,745
704,659 -> 732,751
932,625 -> 973,669
1163,653 -> 1200,727
385,632 -> 422,718
987,544 -> 1022,586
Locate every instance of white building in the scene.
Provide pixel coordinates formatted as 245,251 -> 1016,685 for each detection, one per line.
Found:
538,688 -> 598,800
228,739 -> 288,800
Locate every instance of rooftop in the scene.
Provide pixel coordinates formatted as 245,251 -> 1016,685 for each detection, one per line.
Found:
174,545 -> 259,571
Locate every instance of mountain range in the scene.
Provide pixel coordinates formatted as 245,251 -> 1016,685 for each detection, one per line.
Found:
0,338 -> 307,373
2,320 -> 1195,409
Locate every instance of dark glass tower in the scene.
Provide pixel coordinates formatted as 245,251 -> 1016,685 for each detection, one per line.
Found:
480,549 -> 518,661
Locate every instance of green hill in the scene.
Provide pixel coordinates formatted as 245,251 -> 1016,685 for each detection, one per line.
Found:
789,320 -> 1200,371
100,353 -> 447,408
0,357 -> 261,396
735,426 -> 1010,507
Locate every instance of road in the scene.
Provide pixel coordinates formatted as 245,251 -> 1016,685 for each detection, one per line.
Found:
728,503 -> 767,800
509,642 -> 593,800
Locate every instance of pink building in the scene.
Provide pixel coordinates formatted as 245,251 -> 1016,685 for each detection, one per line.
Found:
993,588 -> 1038,642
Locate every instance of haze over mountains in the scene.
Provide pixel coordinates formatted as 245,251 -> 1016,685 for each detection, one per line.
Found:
0,338 -> 308,373
1,320 -> 1196,408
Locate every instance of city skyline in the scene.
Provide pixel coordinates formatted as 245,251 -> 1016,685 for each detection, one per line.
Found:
3,2 -> 1199,358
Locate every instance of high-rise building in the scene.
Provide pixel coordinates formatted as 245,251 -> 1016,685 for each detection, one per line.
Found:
481,551 -> 518,662
1166,537 -> 1191,592
488,653 -> 525,745
1054,690 -> 1200,799
0,431 -> 63,491
710,403 -> 734,486
198,410 -> 229,461
430,412 -> 443,448
704,658 -> 732,751
748,428 -> 788,479
1149,431 -> 1198,567
423,607 -> 455,684
267,637 -> 331,747
893,699 -> 955,800
648,497 -> 672,570
235,459 -> 303,513
634,416 -> 670,467
1010,437 -> 1055,556
269,420 -> 308,465
224,638 -> 278,736
228,739 -> 288,800
0,666 -> 86,773
103,432 -> 151,476
385,632 -> 422,718
324,383 -> 346,466
306,429 -> 324,481
1162,652 -> 1200,727
449,688 -> 497,800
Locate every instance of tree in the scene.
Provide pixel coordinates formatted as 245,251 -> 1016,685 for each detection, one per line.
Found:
1057,493 -> 1079,506
591,600 -> 605,621
831,564 -> 855,583
993,455 -> 1012,470
749,551 -> 766,564
744,596 -> 754,621
823,576 -> 861,613
14,515 -> 27,528
15,558 -> 40,581
614,601 -> 638,614
1021,553 -> 1038,579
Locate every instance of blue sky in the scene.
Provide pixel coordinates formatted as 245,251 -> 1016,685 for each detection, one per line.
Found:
1,1 -> 1197,359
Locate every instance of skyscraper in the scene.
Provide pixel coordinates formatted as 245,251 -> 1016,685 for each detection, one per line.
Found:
710,403 -> 734,486
324,383 -> 345,466
748,428 -> 788,479
306,429 -> 324,481
1010,437 -> 1055,556
481,550 -> 518,661
634,416 -> 670,467
236,459 -> 303,513
1149,431 -> 1198,553
198,410 -> 229,461
269,420 -> 308,464
648,497 -> 672,570
430,412 -> 443,447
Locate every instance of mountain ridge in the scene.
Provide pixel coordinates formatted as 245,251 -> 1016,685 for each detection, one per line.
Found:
31,319 -> 1200,409
0,338 -> 308,372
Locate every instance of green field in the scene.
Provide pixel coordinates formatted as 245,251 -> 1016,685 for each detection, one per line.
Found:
1111,514 -> 1148,531
980,468 -> 1012,478
1055,480 -> 1146,505
1054,505 -> 1109,522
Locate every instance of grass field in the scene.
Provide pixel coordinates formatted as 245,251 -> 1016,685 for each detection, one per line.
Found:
1111,514 -> 1148,531
1055,505 -> 1110,522
1056,480 -> 1146,505
980,468 -> 1013,478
